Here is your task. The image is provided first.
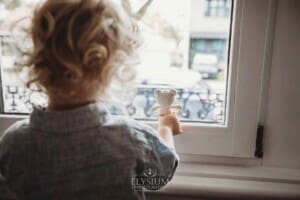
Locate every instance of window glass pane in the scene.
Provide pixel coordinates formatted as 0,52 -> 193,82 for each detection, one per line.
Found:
211,1 -> 218,7
206,0 -> 230,18
0,0 -> 233,124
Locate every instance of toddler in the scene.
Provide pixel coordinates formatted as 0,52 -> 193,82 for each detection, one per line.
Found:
0,0 -> 181,199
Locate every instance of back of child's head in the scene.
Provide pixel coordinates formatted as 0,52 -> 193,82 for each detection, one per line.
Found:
22,0 -> 140,101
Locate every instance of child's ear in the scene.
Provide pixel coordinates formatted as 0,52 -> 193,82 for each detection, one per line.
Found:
170,89 -> 177,96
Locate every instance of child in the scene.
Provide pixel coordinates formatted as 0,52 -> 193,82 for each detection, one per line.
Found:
0,0 -> 182,199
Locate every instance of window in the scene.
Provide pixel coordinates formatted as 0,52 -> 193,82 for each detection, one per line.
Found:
0,0 -> 275,159
205,0 -> 231,18
0,0 -> 232,123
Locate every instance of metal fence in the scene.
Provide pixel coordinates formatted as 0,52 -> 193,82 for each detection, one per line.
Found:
1,85 -> 225,123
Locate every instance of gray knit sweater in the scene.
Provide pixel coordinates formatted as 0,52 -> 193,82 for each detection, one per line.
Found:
0,102 -> 179,200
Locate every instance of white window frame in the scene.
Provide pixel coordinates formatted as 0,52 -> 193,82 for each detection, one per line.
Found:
145,0 -> 275,159
0,0 -> 276,160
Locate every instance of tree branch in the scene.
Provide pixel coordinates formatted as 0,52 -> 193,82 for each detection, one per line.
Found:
122,0 -> 154,20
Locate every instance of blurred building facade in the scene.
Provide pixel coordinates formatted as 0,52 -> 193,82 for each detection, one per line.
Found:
189,0 -> 232,75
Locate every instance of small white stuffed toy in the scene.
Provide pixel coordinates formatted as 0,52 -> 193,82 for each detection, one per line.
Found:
152,89 -> 182,116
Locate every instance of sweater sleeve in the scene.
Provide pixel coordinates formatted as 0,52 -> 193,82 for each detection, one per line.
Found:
0,128 -> 15,177
0,173 -> 18,200
130,120 -> 179,190
0,119 -> 28,177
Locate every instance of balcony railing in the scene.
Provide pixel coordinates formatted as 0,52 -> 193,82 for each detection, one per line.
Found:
1,85 -> 225,123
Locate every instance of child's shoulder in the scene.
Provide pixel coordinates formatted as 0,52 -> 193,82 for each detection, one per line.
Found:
0,119 -> 30,156
106,116 -> 159,146
1,119 -> 30,139
108,116 -> 157,136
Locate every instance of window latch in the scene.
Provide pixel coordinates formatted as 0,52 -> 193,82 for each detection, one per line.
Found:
255,125 -> 264,158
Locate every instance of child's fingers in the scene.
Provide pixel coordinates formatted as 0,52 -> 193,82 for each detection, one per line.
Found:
173,125 -> 183,136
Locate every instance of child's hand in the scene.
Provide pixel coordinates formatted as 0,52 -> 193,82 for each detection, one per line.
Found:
158,112 -> 183,136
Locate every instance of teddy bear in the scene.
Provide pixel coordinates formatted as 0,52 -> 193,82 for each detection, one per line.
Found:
152,89 -> 182,135
152,89 -> 182,116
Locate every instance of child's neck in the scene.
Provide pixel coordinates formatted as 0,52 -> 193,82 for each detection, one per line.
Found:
47,98 -> 96,111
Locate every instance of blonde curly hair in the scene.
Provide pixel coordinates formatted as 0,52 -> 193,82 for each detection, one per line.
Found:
19,0 -> 141,103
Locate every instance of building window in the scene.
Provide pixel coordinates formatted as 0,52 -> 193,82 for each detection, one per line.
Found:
206,0 -> 231,17
189,39 -> 228,78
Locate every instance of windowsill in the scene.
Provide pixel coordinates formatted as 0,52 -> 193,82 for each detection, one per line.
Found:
146,163 -> 300,199
1,116 -> 300,199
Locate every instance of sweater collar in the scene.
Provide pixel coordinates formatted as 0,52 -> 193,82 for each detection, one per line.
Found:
29,101 -> 111,133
